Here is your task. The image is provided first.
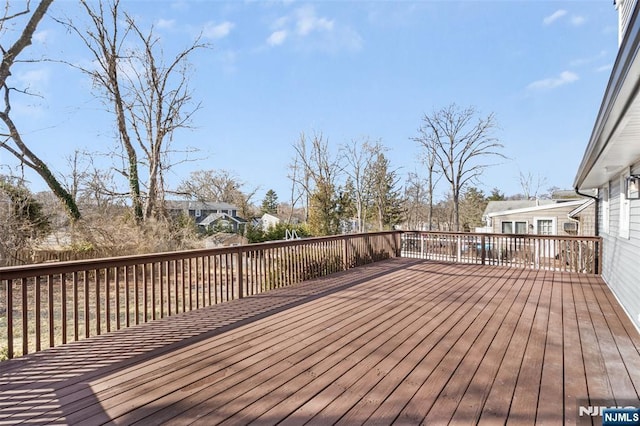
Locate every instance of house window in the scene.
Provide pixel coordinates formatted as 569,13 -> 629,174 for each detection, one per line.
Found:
620,174 -> 630,239
602,184 -> 610,234
501,221 -> 527,234
536,219 -> 554,235
195,209 -> 202,218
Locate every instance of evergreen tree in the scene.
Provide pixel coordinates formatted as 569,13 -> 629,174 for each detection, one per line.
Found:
261,189 -> 279,214
459,187 -> 488,232
308,180 -> 340,236
487,187 -> 506,201
367,153 -> 404,231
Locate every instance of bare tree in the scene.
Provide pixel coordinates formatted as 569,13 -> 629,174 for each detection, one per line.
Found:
518,170 -> 548,200
289,132 -> 342,236
0,0 -> 81,221
176,169 -> 258,219
61,0 -> 206,222
412,126 -> 442,230
340,138 -> 383,232
63,150 -> 125,210
404,171 -> 429,230
287,139 -> 310,222
417,104 -> 504,231
0,176 -> 51,266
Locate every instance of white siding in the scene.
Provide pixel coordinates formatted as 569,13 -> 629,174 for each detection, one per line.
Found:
619,0 -> 639,45
600,173 -> 640,330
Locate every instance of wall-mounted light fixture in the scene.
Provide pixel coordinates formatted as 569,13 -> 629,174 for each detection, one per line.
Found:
625,174 -> 640,199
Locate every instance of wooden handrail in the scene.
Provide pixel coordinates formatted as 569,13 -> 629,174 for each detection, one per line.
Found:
0,232 -> 399,359
0,230 -> 602,360
400,231 -> 602,275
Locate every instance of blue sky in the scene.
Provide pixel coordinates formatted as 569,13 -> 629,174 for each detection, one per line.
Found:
4,0 -> 619,204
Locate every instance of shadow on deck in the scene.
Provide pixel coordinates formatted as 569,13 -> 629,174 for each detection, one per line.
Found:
0,258 -> 638,425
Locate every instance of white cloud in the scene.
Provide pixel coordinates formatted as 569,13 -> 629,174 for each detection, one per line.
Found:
295,5 -> 334,36
203,21 -> 235,39
543,9 -> 567,26
570,50 -> 607,67
16,69 -> 50,89
156,19 -> 176,30
596,64 -> 613,73
527,71 -> 579,90
33,30 -> 50,44
570,15 -> 586,26
267,30 -> 288,46
266,5 -> 361,52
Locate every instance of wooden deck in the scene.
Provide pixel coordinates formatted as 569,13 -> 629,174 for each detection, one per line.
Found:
0,258 -> 639,425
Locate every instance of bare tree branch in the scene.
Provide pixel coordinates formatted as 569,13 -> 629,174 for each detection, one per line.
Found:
417,104 -> 504,231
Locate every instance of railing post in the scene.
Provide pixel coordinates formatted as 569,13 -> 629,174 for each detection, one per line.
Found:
597,238 -> 603,275
6,279 -> 13,359
456,236 -> 462,263
481,235 -> 486,265
343,236 -> 349,270
236,248 -> 244,299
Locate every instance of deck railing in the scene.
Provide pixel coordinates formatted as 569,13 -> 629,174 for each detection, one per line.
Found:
0,232 -> 400,359
400,231 -> 602,275
0,230 -> 603,360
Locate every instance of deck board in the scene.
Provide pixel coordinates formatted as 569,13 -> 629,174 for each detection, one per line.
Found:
1,258 -> 639,425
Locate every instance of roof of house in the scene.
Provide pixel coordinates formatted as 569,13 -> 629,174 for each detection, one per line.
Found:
568,198 -> 596,218
483,200 -> 556,216
484,199 -> 588,218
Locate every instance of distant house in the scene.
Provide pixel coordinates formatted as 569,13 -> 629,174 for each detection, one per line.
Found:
574,0 -> 640,330
260,212 -> 300,232
165,201 -> 247,233
261,213 -> 282,231
482,198 -> 596,236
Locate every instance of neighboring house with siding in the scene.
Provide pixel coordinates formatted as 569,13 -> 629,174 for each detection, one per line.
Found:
482,199 -> 595,236
574,0 -> 640,330
260,213 -> 302,232
165,201 -> 247,233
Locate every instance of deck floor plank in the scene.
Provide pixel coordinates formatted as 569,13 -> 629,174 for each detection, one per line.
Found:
78,264 -> 420,425
0,258 -> 639,426
436,268 -> 526,424
289,264 -> 489,426
228,263 -> 467,426
447,268 -> 532,425
580,273 -> 638,403
573,273 -> 617,404
367,266 -> 514,425
477,269 -> 544,425
536,271 -> 567,424
169,268 -> 435,425
508,270 -> 552,425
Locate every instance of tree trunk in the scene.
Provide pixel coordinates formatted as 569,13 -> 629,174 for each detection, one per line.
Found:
0,109 -> 81,221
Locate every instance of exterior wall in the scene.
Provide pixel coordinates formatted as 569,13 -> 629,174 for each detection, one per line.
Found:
578,204 -> 596,237
618,0 -> 639,45
575,202 -> 596,236
600,171 -> 640,330
490,204 -> 589,235
261,214 -> 281,231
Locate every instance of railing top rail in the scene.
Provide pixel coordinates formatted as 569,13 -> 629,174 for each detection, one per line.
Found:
401,230 -> 602,242
0,231 -> 399,279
